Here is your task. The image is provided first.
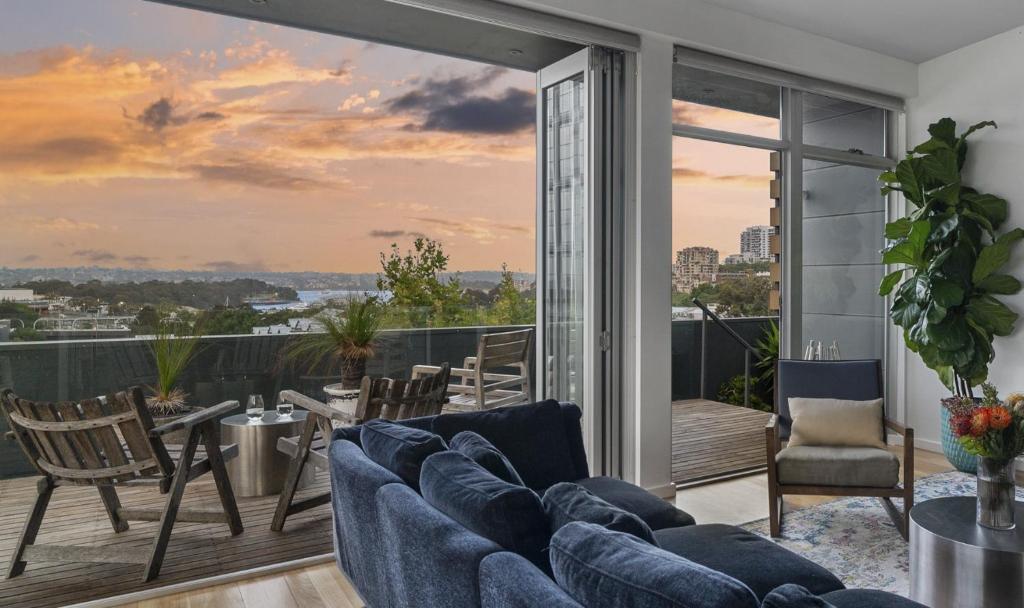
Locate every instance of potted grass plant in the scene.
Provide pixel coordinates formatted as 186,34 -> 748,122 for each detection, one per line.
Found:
280,298 -> 383,390
878,118 -> 1023,473
146,330 -> 204,442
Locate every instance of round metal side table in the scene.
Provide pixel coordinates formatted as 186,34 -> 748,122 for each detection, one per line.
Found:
220,411 -> 314,497
910,496 -> 1024,607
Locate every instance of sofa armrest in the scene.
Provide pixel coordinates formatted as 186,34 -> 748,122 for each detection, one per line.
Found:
480,552 -> 582,608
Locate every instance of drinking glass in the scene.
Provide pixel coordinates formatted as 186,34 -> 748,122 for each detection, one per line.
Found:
246,395 -> 265,424
276,399 -> 294,418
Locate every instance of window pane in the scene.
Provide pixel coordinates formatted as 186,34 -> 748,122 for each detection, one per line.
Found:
800,158 -> 885,360
803,92 -> 886,156
672,65 -> 780,138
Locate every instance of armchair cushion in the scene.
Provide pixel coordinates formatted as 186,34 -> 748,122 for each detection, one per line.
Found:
361,419 -> 447,491
653,525 -> 843,600
549,522 -> 759,608
776,446 -> 900,488
420,451 -> 551,574
543,482 -> 657,545
575,476 -> 696,530
788,398 -> 885,449
451,431 -> 524,486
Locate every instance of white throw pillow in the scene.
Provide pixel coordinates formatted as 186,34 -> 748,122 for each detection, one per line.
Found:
787,398 -> 886,449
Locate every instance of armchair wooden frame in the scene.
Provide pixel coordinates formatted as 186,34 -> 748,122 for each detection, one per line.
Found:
0,387 -> 243,582
412,328 -> 532,411
765,361 -> 915,540
271,364 -> 450,531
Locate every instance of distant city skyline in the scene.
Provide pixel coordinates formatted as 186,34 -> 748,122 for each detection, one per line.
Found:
0,0 -> 536,274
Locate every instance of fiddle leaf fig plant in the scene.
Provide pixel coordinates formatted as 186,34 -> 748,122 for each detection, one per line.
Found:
879,118 -> 1023,396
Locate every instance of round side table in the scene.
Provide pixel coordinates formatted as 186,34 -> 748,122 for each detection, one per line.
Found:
220,411 -> 314,497
910,496 -> 1024,607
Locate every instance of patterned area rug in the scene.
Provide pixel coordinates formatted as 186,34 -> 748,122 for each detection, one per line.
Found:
743,471 -> 1024,596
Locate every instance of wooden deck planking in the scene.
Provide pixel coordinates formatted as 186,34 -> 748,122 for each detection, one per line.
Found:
672,399 -> 773,485
0,474 -> 334,608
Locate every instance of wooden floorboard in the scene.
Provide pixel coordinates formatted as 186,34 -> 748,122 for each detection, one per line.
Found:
672,399 -> 773,485
0,473 -> 334,608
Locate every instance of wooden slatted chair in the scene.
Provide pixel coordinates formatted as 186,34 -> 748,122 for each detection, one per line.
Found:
271,363 -> 450,531
0,387 -> 243,582
412,328 -> 533,411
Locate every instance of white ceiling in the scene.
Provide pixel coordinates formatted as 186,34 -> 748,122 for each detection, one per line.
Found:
698,0 -> 1024,63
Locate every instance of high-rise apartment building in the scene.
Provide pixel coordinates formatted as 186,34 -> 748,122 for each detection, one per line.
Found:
739,225 -> 773,261
672,247 -> 719,292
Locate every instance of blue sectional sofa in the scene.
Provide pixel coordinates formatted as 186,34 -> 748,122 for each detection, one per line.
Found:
328,400 -> 925,608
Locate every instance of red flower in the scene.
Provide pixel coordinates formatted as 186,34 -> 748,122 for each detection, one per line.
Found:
952,414 -> 973,437
971,408 -> 992,437
990,406 -> 1013,430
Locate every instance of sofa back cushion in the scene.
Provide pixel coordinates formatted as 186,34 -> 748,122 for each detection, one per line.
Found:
549,522 -> 759,608
543,482 -> 657,545
432,399 -> 583,492
420,450 -> 551,573
451,431 -> 525,486
361,419 -> 447,491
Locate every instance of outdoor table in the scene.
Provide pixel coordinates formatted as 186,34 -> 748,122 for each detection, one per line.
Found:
220,411 -> 314,497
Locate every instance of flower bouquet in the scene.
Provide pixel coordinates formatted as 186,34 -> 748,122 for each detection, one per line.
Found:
942,384 -> 1024,529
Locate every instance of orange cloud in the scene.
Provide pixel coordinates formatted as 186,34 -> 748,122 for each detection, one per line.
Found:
672,167 -> 770,189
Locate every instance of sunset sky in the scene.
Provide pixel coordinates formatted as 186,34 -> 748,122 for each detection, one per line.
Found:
0,1 -> 774,275
0,0 -> 536,274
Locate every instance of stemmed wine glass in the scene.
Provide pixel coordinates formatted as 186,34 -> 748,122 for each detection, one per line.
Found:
246,395 -> 265,424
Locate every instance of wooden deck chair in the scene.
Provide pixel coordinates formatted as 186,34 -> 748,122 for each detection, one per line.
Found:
271,363 -> 450,531
0,387 -> 243,582
412,328 -> 533,412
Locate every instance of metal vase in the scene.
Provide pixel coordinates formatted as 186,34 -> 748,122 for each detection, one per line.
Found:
976,456 -> 1017,530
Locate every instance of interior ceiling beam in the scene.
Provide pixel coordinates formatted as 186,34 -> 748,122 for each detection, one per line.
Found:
145,0 -> 633,71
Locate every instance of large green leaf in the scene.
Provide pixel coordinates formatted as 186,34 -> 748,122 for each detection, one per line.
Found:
928,118 -> 957,145
931,278 -> 965,307
890,298 -> 923,328
929,214 -> 959,243
879,269 -> 905,296
926,315 -> 970,350
913,138 -> 951,154
908,220 -> 931,257
884,217 -> 912,239
895,158 -> 926,205
973,228 -> 1024,283
881,242 -> 918,266
900,275 -> 931,303
921,148 -> 961,185
958,120 -> 997,144
940,243 -> 975,284
967,294 -> 1018,336
963,193 -> 1008,229
977,274 -> 1023,295
926,301 -> 948,324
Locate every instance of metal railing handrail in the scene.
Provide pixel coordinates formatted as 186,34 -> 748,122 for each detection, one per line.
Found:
693,298 -> 760,408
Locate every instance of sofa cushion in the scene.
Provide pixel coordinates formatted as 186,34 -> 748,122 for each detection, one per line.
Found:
776,446 -> 900,488
653,524 -> 844,600
361,419 -> 447,491
819,590 -> 928,608
432,400 -> 580,492
480,552 -> 583,608
549,522 -> 758,608
420,450 -> 551,573
543,482 -> 657,545
575,476 -> 696,530
451,431 -> 524,486
334,415 -> 435,446
762,584 -> 835,607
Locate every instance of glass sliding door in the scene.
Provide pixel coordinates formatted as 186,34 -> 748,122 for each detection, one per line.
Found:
537,47 -> 625,474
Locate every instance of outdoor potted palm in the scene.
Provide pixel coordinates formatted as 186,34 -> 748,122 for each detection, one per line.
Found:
280,298 -> 383,391
879,118 -> 1023,473
146,331 -> 204,443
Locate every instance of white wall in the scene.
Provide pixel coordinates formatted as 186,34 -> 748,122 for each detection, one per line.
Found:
905,26 -> 1024,451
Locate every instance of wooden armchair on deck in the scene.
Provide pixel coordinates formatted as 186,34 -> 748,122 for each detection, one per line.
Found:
765,359 -> 914,539
412,328 -> 533,411
0,387 -> 243,582
271,363 -> 451,531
